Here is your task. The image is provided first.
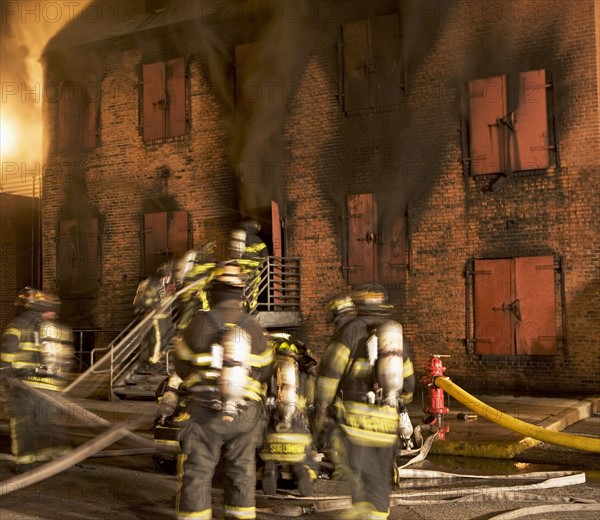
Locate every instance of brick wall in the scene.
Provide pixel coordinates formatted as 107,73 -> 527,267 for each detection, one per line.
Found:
40,0 -> 599,394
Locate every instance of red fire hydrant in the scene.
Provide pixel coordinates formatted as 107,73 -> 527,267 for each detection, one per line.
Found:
421,355 -> 451,439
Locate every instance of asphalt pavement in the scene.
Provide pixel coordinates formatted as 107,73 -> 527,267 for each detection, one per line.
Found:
0,393 -> 599,519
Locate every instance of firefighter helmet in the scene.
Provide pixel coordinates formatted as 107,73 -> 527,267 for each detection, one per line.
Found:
15,287 -> 61,313
350,283 -> 393,315
214,261 -> 247,288
325,294 -> 356,323
242,219 -> 261,234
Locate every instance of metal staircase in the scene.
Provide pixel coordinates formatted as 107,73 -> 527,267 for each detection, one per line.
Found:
63,257 -> 301,401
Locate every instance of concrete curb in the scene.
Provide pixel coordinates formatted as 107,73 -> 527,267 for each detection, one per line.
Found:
429,395 -> 600,459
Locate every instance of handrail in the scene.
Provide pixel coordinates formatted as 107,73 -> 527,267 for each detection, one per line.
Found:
245,256 -> 301,315
62,277 -> 208,397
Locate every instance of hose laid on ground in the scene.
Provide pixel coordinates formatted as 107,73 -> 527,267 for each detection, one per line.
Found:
488,503 -> 600,519
433,377 -> 600,453
5,377 -> 156,448
0,419 -> 146,496
256,470 -> 594,516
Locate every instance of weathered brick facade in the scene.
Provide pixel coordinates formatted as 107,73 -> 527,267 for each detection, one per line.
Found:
40,0 -> 599,394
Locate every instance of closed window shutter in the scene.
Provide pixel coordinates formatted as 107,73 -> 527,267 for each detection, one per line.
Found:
342,19 -> 370,113
474,257 -> 558,355
474,258 -> 513,355
514,256 -> 557,355
143,211 -> 189,277
58,220 -> 78,290
167,210 -> 190,262
468,75 -> 506,175
166,57 -> 186,137
377,209 -> 408,284
143,212 -> 168,277
370,14 -> 402,108
143,62 -> 166,140
58,83 -> 80,152
510,69 -> 550,171
58,218 -> 100,295
82,84 -> 99,149
79,218 -> 100,294
347,193 -> 376,285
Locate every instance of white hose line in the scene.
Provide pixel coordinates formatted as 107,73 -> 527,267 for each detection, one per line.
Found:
6,377 -> 156,448
0,420 -> 145,496
488,503 -> 600,519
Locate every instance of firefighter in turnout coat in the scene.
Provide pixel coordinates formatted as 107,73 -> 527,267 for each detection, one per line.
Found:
173,262 -> 274,520
229,220 -> 268,311
313,284 -> 406,520
259,333 -> 318,496
0,287 -> 74,472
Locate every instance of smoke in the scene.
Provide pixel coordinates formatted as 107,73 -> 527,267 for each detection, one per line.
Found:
193,0 -> 315,222
0,0 -> 91,192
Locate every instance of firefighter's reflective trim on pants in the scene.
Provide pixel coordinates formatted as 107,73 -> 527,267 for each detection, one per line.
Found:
176,509 -> 212,519
336,401 -> 400,447
352,502 -> 390,520
259,432 -> 313,463
223,504 -> 256,519
176,452 -> 212,519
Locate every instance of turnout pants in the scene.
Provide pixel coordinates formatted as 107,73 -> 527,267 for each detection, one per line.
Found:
176,400 -> 264,520
339,434 -> 397,519
9,386 -> 70,466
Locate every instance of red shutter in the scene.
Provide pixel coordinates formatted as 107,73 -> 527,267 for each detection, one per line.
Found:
473,259 -> 513,355
370,14 -> 402,108
166,57 -> 186,138
78,218 -> 99,293
510,69 -> 550,171
347,194 -> 376,285
515,256 -> 557,355
468,75 -> 506,175
143,212 -> 168,276
58,83 -> 80,152
143,62 -> 166,140
167,210 -> 190,261
82,86 -> 98,149
378,210 -> 407,284
58,220 -> 78,289
343,19 -> 370,113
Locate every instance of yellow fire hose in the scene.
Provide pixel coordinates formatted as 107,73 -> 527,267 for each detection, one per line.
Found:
434,376 -> 600,454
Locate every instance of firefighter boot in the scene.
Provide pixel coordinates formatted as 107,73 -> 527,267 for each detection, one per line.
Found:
295,467 -> 314,497
262,461 -> 279,495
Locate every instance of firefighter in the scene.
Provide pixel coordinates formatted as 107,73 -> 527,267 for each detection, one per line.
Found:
173,261 -> 274,520
174,241 -> 217,332
229,220 -> 268,310
313,284 -> 406,520
318,294 -> 358,480
0,287 -> 74,473
259,333 -> 318,496
133,262 -> 176,365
